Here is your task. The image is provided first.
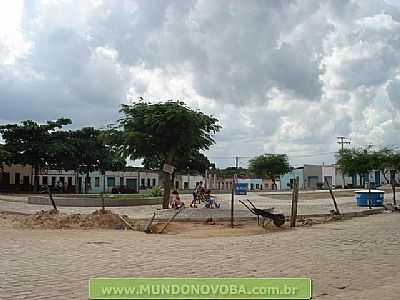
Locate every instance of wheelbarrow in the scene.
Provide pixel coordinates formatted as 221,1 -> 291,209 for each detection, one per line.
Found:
239,199 -> 285,227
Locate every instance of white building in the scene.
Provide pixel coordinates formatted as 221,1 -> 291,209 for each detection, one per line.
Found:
322,165 -> 336,188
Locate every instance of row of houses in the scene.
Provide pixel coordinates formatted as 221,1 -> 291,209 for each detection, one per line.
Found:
0,164 -> 208,193
0,165 -> 160,193
1,163 -> 398,193
279,164 -> 400,190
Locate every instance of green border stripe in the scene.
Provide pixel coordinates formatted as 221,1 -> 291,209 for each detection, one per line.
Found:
89,277 -> 311,299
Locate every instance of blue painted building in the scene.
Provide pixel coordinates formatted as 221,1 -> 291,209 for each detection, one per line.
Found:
280,167 -> 305,191
237,178 -> 263,191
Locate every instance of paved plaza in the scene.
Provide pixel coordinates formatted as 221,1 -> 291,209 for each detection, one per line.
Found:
1,191 -> 397,220
1,191 -> 400,299
0,213 -> 399,299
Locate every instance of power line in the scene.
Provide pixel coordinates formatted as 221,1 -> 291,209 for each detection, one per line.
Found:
337,136 -> 351,152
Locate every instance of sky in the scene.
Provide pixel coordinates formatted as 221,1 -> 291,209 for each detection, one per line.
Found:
1,0 -> 400,168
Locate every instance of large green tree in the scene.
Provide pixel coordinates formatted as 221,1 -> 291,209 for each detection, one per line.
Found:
249,154 -> 290,184
0,118 -> 72,191
118,100 -> 220,208
49,127 -> 126,193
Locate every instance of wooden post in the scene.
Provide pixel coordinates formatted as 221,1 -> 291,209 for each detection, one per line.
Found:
231,186 -> 234,228
325,178 -> 340,215
290,177 -> 299,227
47,185 -> 57,211
368,176 -> 372,209
101,192 -> 105,213
231,156 -> 238,228
391,172 -> 396,206
159,206 -> 185,234
144,212 -> 156,233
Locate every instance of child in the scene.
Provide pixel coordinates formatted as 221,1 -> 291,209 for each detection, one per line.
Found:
169,190 -> 184,209
190,183 -> 199,208
204,189 -> 220,209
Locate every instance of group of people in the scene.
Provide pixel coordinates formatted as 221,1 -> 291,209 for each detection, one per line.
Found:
168,181 -> 220,209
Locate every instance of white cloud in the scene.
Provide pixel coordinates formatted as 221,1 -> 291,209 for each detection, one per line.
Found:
1,0 -> 400,167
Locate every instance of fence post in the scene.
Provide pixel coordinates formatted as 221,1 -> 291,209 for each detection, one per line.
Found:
290,177 -> 299,227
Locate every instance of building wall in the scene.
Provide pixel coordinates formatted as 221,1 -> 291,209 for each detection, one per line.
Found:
0,165 -> 32,190
280,168 -> 305,190
304,165 -> 323,189
262,178 -> 280,191
322,165 -> 336,188
139,171 -> 160,190
237,178 -> 263,191
175,175 -> 204,190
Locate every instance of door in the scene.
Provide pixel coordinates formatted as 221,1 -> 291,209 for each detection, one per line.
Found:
78,177 -> 82,193
375,171 -> 380,187
15,173 -> 20,185
308,176 -> 318,189
126,179 -> 137,192
23,176 -> 30,190
1,172 -> 10,185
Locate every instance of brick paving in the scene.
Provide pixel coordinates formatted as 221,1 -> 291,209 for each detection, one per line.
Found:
1,213 -> 400,299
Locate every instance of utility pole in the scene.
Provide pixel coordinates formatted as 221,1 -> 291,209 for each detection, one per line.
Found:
231,156 -> 239,228
337,136 -> 351,189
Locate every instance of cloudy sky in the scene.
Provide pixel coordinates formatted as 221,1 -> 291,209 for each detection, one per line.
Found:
1,0 -> 400,168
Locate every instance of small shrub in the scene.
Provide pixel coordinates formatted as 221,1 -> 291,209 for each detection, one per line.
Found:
145,186 -> 162,197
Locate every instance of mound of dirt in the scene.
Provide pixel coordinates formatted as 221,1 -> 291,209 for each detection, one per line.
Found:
18,209 -> 136,230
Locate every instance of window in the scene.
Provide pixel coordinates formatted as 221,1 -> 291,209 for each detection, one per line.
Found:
95,177 -> 100,187
120,177 -> 124,186
42,176 -> 48,185
141,178 -> 145,188
184,182 -> 189,189
52,176 -> 56,186
147,178 -> 151,187
107,177 -> 115,187
152,178 -> 156,186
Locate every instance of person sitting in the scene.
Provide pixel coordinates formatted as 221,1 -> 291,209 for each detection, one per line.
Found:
169,190 -> 184,209
204,189 -> 220,209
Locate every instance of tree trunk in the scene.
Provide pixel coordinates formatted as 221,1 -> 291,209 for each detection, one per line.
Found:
171,171 -> 176,190
162,171 -> 172,209
162,153 -> 175,209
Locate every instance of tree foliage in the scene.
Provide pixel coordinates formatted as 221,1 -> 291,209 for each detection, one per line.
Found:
50,127 -> 127,193
0,118 -> 72,191
117,100 -> 221,208
249,154 -> 290,179
143,151 -> 211,175
0,144 -> 10,165
336,147 -> 400,186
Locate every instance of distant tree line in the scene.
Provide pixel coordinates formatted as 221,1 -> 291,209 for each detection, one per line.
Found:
336,147 -> 400,187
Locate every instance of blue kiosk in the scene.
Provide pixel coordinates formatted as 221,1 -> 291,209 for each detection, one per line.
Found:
355,190 -> 384,207
235,183 -> 248,195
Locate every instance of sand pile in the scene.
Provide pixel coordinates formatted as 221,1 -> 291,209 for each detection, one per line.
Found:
18,209 -> 136,230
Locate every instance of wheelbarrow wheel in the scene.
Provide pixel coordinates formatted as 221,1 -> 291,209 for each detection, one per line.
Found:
273,214 -> 285,227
